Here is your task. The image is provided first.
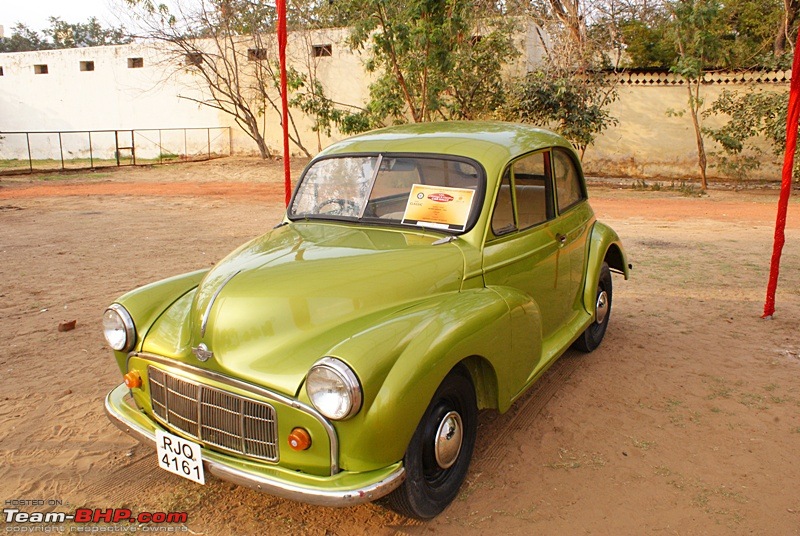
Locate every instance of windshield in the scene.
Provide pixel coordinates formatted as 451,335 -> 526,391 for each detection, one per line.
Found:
289,155 -> 483,233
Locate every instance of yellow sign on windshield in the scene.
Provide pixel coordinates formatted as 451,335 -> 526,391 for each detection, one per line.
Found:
402,184 -> 476,232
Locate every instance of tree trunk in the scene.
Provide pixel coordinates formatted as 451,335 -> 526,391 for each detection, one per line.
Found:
255,137 -> 270,160
774,0 -> 798,56
687,81 -> 707,190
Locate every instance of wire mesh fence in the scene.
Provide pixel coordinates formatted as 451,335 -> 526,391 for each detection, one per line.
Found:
0,127 -> 232,174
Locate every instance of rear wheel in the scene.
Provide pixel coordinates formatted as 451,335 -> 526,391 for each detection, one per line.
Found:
386,367 -> 477,520
573,261 -> 612,353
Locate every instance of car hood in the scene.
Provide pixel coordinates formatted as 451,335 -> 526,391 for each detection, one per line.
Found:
141,222 -> 465,395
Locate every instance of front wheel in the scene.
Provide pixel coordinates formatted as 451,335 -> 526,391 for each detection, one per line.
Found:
573,261 -> 613,353
386,367 -> 477,520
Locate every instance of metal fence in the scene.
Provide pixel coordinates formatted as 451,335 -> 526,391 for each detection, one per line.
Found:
0,127 -> 232,174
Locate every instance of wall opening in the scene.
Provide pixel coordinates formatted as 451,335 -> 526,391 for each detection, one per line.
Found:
127,57 -> 144,68
80,61 -> 95,72
312,44 -> 332,57
247,48 -> 269,61
34,64 -> 48,74
185,52 -> 203,67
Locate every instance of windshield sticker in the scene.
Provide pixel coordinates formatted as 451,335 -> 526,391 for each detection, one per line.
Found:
401,184 -> 476,232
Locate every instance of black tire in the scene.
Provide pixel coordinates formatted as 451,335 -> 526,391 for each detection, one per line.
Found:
386,366 -> 478,520
573,261 -> 612,353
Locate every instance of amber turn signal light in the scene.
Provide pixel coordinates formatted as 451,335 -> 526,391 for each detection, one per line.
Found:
288,427 -> 312,451
123,370 -> 142,389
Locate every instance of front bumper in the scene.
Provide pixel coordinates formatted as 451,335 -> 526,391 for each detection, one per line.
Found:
105,383 -> 406,507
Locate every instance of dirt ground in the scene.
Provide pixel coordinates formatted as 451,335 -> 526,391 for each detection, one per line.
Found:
1,157 -> 800,535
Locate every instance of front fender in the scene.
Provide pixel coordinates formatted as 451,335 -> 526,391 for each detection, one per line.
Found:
583,221 -> 629,313
310,288 -> 526,472
111,269 -> 209,372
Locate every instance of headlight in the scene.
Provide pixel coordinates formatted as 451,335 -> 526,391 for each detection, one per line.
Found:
103,304 -> 136,352
306,357 -> 362,420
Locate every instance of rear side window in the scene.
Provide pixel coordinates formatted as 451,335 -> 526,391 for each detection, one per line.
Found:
552,148 -> 585,212
513,151 -> 551,230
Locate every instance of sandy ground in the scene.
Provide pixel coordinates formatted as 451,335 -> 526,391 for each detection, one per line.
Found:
1,157 -> 800,535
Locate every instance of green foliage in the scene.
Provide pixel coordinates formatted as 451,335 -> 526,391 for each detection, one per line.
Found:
670,0 -> 726,79
704,88 -> 793,178
45,17 -> 131,48
616,0 -> 792,70
503,70 -> 618,157
0,23 -> 51,52
618,17 -> 676,69
0,18 -> 130,52
343,0 -> 519,126
290,78 -> 376,136
292,1 -> 519,135
705,89 -> 787,155
718,0 -> 786,67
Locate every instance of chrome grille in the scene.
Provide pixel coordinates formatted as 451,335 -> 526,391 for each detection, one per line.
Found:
148,366 -> 279,462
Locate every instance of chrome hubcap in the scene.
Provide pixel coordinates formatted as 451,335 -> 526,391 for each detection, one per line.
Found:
434,411 -> 463,469
595,290 -> 609,325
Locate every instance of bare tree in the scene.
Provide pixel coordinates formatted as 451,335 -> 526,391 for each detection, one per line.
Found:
124,0 -> 311,158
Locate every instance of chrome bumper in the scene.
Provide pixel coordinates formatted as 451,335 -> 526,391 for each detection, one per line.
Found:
104,383 -> 405,507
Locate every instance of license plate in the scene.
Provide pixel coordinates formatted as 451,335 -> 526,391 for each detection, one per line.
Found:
156,429 -> 205,485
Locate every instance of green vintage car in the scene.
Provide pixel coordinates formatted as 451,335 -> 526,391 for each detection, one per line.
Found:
103,121 -> 629,519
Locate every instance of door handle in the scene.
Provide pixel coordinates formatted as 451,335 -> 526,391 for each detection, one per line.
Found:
556,233 -> 567,246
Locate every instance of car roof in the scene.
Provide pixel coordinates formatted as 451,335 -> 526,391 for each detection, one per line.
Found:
317,121 -> 574,175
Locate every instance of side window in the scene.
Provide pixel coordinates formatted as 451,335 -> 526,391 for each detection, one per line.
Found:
552,148 -> 584,212
513,151 -> 552,230
491,169 -> 516,236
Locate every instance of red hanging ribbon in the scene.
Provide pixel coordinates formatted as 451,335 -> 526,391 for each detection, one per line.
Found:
763,34 -> 800,318
277,0 -> 291,207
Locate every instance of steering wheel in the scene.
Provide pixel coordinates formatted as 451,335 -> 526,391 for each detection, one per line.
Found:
314,198 -> 360,216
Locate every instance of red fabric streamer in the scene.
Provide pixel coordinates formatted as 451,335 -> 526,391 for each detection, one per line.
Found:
763,34 -> 800,318
277,0 -> 291,207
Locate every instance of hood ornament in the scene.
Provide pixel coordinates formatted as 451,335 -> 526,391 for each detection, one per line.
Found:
192,343 -> 213,362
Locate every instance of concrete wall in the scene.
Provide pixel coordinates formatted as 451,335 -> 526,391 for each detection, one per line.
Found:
0,42 -> 224,160
0,22 -> 547,162
583,71 -> 790,181
0,26 -> 790,180
0,28 -> 372,160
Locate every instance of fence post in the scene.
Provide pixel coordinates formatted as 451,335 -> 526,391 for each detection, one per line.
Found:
131,130 -> 136,165
115,131 -> 120,166
58,132 -> 65,170
26,133 -> 33,172
89,132 -> 94,169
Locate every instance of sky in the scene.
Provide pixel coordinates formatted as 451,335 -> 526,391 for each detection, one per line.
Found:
1,0 -> 120,35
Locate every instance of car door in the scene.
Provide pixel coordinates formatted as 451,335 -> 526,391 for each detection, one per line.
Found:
550,147 -> 594,325
482,150 -> 573,380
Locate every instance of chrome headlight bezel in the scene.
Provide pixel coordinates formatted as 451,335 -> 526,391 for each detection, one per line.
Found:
306,357 -> 363,421
103,303 -> 136,352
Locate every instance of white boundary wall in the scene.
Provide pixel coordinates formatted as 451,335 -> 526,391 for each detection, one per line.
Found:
0,22 -> 545,162
0,24 -> 789,180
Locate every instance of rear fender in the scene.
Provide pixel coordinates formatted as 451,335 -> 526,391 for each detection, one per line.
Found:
582,222 -> 629,313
